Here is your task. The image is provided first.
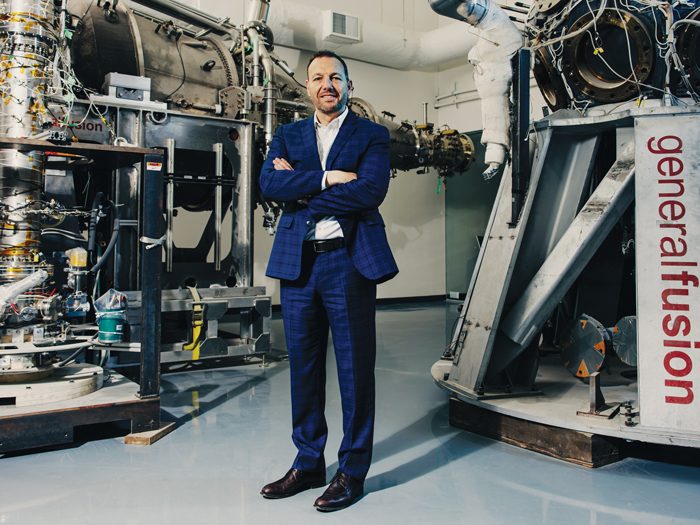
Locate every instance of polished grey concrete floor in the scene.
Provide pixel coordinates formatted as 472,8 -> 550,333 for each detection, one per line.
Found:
1,302 -> 700,524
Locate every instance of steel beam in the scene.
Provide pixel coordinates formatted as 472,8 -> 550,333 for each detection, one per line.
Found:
489,143 -> 636,376
139,153 -> 164,399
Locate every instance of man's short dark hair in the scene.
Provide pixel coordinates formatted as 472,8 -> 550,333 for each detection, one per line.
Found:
307,50 -> 349,81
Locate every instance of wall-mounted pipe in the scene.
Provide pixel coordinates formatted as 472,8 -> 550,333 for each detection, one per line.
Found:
247,25 -> 277,147
129,0 -> 233,35
247,0 -> 270,23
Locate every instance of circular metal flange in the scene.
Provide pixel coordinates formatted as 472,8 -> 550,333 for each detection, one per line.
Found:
534,0 -> 569,15
560,314 -> 610,378
533,48 -> 569,111
561,8 -> 654,103
0,363 -> 103,407
0,365 -> 53,383
677,8 -> 700,94
348,98 -> 380,123
436,131 -> 475,174
612,315 -> 637,367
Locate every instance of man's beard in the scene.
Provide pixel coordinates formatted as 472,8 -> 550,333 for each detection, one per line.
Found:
316,91 -> 346,114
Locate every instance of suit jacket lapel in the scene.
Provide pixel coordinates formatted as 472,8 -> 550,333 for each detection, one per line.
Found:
326,110 -> 358,169
300,117 -> 322,170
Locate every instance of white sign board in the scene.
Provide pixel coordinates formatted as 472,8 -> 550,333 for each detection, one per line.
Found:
636,115 -> 700,433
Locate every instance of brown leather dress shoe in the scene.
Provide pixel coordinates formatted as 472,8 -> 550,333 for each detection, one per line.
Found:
313,471 -> 364,512
260,468 -> 326,499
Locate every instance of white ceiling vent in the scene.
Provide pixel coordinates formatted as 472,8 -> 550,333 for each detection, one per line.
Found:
322,10 -> 360,43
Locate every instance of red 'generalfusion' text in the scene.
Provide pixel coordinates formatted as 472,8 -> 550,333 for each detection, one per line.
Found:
651,135 -> 695,405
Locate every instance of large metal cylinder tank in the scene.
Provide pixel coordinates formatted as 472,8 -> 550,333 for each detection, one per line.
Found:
70,0 -> 238,111
0,0 -> 58,271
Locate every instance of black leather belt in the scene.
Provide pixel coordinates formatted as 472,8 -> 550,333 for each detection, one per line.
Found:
307,238 -> 345,253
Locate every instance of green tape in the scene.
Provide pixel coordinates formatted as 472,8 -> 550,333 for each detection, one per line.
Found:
437,177 -> 440,195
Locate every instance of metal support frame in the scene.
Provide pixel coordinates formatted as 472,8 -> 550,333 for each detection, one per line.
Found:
488,142 -> 635,376
139,153 -> 164,400
576,371 -> 622,420
213,142 -> 223,271
165,138 -> 175,273
511,48 -> 531,226
114,287 -> 273,362
64,100 -> 271,364
0,140 -> 165,452
444,108 -> 672,398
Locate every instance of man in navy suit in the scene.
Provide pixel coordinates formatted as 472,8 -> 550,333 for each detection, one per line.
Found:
259,50 -> 398,511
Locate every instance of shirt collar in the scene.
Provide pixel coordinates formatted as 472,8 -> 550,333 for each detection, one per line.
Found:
314,107 -> 349,131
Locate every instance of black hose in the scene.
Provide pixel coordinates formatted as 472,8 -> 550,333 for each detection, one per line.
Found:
87,191 -> 103,265
91,199 -> 120,274
55,344 -> 90,367
41,229 -> 89,243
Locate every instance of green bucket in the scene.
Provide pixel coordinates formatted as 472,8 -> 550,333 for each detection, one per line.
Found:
98,310 -> 125,344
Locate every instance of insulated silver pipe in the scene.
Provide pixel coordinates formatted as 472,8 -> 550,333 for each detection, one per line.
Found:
247,26 -> 277,147
165,139 -> 175,273
247,0 -> 270,22
260,51 -> 277,147
429,0 -> 489,25
252,31 -> 260,87
232,123 -> 254,287
213,142 -> 223,272
129,0 -> 232,35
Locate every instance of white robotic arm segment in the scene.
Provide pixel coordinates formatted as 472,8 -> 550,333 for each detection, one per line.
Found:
430,0 -> 523,176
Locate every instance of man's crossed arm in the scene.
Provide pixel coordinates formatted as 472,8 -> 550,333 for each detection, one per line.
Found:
259,124 -> 390,220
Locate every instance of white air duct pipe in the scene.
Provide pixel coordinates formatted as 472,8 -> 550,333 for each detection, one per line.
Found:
264,0 -> 480,69
0,270 -> 48,313
430,0 -> 523,175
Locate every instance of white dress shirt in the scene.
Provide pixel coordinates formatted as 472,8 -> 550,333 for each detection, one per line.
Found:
304,108 -> 349,241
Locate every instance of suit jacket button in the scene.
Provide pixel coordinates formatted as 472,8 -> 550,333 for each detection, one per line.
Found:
306,221 -> 312,226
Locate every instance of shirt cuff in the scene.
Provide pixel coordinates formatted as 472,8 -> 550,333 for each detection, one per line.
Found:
321,171 -> 329,191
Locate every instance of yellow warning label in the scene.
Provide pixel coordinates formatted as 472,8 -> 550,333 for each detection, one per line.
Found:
576,360 -> 588,378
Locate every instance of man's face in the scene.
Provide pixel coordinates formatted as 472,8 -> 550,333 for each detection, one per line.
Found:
306,56 -> 352,117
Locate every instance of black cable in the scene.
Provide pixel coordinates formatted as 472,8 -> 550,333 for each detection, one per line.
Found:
90,199 -> 120,274
87,191 -> 103,265
55,344 -> 90,367
442,313 -> 462,358
164,38 -> 186,101
41,229 -> 88,243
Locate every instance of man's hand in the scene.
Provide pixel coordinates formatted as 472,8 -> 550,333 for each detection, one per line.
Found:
326,170 -> 357,187
273,158 -> 293,171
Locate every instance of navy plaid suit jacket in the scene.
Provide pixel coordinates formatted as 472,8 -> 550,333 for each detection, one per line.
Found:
260,111 -> 398,283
